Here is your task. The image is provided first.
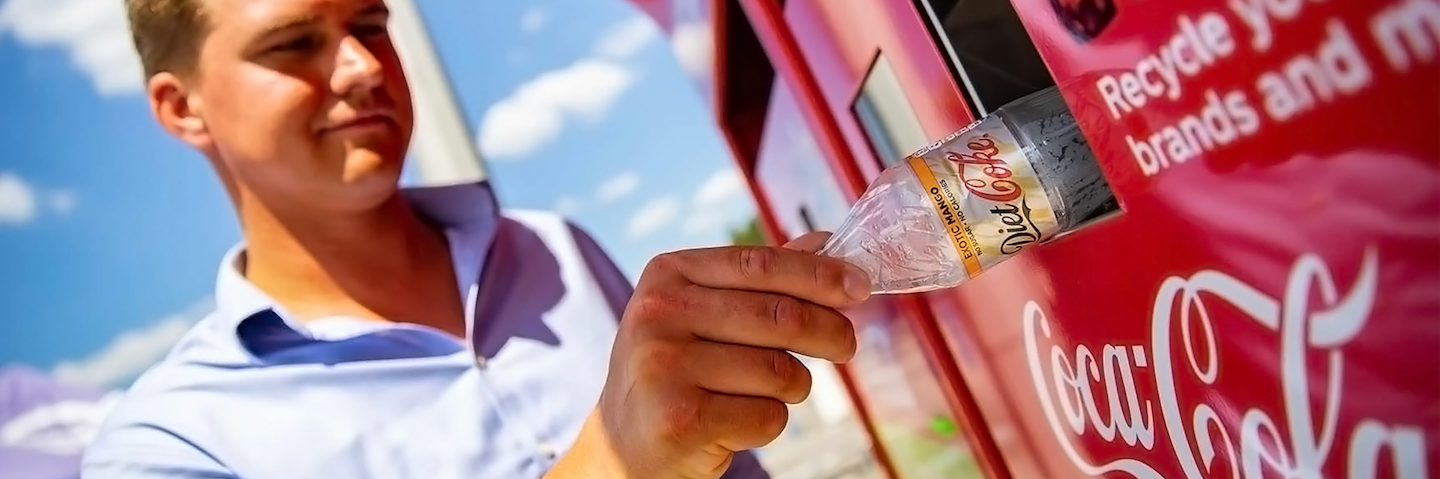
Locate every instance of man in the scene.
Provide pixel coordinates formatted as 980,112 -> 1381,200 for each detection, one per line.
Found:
82,0 -> 873,478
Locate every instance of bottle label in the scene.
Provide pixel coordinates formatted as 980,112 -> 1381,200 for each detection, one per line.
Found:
906,117 -> 1061,278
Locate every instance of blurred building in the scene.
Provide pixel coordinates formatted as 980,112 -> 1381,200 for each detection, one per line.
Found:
0,365 -> 121,479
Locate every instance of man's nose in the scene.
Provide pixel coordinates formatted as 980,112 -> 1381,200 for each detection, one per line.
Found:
331,36 -> 384,97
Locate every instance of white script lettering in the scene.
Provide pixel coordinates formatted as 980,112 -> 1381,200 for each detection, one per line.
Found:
1024,247 -> 1430,478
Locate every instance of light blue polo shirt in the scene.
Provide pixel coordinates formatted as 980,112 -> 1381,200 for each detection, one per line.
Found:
80,182 -> 768,479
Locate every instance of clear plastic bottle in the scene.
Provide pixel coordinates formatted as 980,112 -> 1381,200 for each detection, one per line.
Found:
818,86 -> 1117,294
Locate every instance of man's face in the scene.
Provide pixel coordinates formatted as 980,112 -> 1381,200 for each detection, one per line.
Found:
184,0 -> 414,213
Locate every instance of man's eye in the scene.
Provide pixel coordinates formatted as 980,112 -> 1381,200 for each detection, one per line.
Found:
270,36 -> 318,53
352,23 -> 388,38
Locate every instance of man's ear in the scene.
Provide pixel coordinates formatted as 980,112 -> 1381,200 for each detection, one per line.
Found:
148,72 -> 211,150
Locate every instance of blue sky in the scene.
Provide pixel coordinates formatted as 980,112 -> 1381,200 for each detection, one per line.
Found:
0,0 -> 757,389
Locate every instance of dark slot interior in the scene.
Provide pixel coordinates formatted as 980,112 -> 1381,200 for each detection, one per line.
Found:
917,0 -> 1057,116
719,0 -> 779,170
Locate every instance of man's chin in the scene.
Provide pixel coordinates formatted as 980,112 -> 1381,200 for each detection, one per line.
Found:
321,173 -> 405,214
341,148 -> 405,183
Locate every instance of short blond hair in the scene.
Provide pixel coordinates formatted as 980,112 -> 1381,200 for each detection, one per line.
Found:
124,0 -> 210,79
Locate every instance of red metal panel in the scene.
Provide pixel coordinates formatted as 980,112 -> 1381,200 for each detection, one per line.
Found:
625,0 -> 673,31
749,73 -> 903,479
844,297 -> 988,479
778,0 -> 979,182
633,0 -> 1440,476
923,0 -> 1440,477
750,84 -> 854,242
733,0 -> 869,200
756,0 -> 1076,477
736,0 -> 1025,478
630,1 -> 1009,477
736,5 -> 977,478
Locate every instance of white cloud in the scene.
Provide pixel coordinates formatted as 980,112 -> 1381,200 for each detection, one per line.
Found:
679,168 -> 749,236
694,167 -> 746,206
552,195 -> 578,216
670,21 -> 713,78
52,298 -> 213,388
595,171 -> 640,203
478,59 -> 636,160
627,195 -> 681,240
681,211 -> 721,235
521,6 -> 549,34
595,16 -> 658,60
48,189 -> 77,216
476,15 -> 663,162
0,388 -> 122,455
0,173 -> 80,226
0,172 -> 38,225
0,0 -> 142,96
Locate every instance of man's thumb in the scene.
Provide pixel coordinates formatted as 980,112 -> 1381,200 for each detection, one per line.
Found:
781,231 -> 832,253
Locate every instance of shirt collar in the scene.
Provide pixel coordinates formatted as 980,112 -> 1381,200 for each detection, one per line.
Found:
212,181 -> 499,364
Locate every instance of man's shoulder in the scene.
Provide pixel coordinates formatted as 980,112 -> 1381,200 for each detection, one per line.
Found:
124,309 -> 250,379
89,311 -> 256,432
81,354 -> 232,474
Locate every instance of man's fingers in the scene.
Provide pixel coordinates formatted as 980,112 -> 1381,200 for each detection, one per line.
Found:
782,231 -> 832,253
650,245 -> 871,308
685,342 -> 812,404
703,393 -> 790,452
677,288 -> 857,363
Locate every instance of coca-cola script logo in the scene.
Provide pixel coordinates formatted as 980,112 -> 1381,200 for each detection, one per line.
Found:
1023,247 -> 1430,478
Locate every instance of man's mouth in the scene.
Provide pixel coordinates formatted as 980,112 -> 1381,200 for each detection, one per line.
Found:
321,113 -> 397,134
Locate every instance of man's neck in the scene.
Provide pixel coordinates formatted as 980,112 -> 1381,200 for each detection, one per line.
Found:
238,191 -> 468,338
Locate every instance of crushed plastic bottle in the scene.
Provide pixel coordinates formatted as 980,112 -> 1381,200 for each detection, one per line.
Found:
818,86 -> 1117,294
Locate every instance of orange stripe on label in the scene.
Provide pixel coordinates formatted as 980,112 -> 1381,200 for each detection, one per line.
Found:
907,156 -> 983,278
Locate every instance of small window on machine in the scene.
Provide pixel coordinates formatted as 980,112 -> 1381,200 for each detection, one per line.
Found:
853,53 -> 931,168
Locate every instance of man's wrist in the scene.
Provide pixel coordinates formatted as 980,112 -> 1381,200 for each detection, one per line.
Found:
544,409 -> 630,479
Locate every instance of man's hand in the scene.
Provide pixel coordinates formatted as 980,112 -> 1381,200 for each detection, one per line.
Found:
553,232 -> 871,479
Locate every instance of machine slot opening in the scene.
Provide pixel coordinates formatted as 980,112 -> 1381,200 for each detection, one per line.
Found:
913,0 -> 1124,235
914,0 -> 1057,117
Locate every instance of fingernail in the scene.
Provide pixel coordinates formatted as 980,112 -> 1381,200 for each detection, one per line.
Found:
844,266 -> 872,301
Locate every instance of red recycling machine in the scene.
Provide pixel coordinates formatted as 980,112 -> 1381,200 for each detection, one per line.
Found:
628,0 -> 1440,477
